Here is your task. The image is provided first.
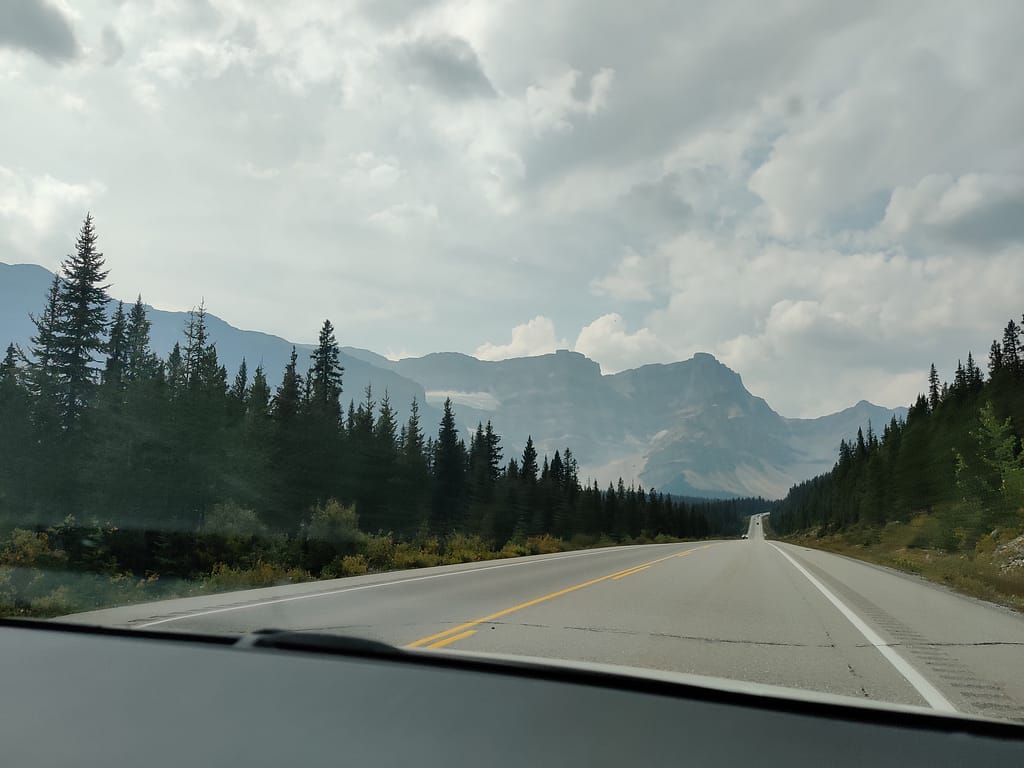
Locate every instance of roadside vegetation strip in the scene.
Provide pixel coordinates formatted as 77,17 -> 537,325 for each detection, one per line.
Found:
132,546 -> 662,628
407,547 -> 705,648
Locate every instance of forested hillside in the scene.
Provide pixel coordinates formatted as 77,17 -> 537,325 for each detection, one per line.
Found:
0,216 -> 753,614
772,316 -> 1024,552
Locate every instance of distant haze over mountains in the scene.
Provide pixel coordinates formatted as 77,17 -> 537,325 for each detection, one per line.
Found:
1,262 -> 906,499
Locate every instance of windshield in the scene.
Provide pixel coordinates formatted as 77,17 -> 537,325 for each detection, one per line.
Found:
2,0 -> 1023,727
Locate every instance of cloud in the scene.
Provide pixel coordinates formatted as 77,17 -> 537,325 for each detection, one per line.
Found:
0,0 -> 79,63
100,24 -> 125,66
882,173 -> 1024,247
359,0 -> 444,28
525,68 -> 614,135
476,316 -> 567,361
367,202 -> 439,234
398,34 -> 495,99
0,166 -> 104,258
574,313 -> 674,373
591,248 -> 666,302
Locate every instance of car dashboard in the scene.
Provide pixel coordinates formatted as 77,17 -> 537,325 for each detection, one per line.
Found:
1,619 -> 1021,767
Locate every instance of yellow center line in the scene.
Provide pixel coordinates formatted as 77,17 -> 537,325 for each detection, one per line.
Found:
406,547 -> 701,648
611,564 -> 651,580
426,629 -> 477,649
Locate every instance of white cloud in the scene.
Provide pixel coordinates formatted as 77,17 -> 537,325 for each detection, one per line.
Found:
882,173 -> 1024,246
367,201 -> 439,234
590,248 -> 664,302
0,167 -> 104,257
525,67 -> 614,136
476,316 -> 567,360
573,313 -> 674,373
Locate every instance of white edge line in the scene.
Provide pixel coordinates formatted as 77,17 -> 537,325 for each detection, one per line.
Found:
768,542 -> 956,713
136,543 -> 687,629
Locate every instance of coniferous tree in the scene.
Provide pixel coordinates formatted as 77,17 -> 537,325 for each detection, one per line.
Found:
403,397 -> 425,466
927,364 -> 940,410
965,352 -> 982,392
103,301 -> 128,391
166,343 -> 185,398
28,276 -> 64,436
55,213 -> 110,426
1002,320 -> 1021,378
230,359 -> 248,403
309,319 -> 344,423
267,347 -> 306,528
183,303 -> 210,389
125,296 -> 158,383
0,344 -> 33,520
273,348 -> 302,424
484,421 -> 503,481
249,365 -> 271,419
521,436 -> 539,484
431,398 -> 466,534
988,340 -> 1003,379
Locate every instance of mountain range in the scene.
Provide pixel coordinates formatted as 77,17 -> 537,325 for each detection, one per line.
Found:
1,261 -> 905,499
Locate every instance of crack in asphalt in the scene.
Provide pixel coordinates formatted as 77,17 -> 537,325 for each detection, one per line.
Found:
475,622 -> 1024,650
483,621 -> 839,648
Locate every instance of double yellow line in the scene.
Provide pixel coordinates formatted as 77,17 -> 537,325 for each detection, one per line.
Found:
407,544 -> 713,650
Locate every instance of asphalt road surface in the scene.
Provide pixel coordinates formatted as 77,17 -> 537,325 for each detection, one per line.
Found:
66,515 -> 1024,721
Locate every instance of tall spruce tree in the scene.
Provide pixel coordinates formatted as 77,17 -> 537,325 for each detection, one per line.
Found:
28,276 -> 64,434
521,436 -> 539,483
431,397 -> 466,534
927,364 -> 940,410
124,296 -> 159,384
0,344 -> 33,519
55,213 -> 110,426
309,319 -> 343,422
183,303 -> 210,388
103,301 -> 128,391
1002,320 -> 1021,377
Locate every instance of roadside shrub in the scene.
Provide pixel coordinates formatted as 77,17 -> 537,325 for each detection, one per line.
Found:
525,534 -> 563,555
29,585 -> 74,616
568,533 -> 600,549
204,561 -> 311,591
0,529 -> 68,611
365,534 -> 396,571
201,501 -> 268,539
498,541 -> 530,558
322,554 -> 369,578
341,555 -> 368,576
975,533 -> 997,555
393,542 -> 442,570
303,500 -> 366,550
301,500 -> 367,573
444,533 -> 495,564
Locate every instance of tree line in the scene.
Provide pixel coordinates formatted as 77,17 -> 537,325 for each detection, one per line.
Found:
0,215 -> 750,592
771,315 -> 1024,549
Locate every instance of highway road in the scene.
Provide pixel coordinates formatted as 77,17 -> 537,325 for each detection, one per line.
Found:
66,514 -> 1024,721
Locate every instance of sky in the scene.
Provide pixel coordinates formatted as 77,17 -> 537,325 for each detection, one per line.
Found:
1,0 -> 1023,418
